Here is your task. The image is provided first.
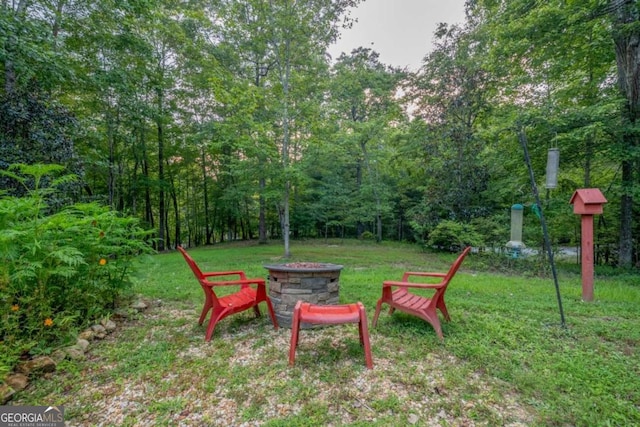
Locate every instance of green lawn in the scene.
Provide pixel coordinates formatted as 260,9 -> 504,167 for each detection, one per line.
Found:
12,240 -> 640,426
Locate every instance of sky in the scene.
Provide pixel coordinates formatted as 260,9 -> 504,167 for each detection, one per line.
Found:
328,0 -> 467,71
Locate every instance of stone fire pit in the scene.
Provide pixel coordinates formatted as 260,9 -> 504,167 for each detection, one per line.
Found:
263,262 -> 343,328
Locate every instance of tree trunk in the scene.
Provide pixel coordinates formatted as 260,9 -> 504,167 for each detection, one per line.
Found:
619,163 -> 634,266
51,0 -> 66,48
612,0 -> 640,267
255,63 -> 269,244
259,177 -> 267,243
107,111 -> 116,208
201,146 -> 211,245
142,139 -> 154,232
281,38 -> 292,258
168,159 -> 180,248
157,87 -> 166,251
355,148 -> 364,237
584,132 -> 592,187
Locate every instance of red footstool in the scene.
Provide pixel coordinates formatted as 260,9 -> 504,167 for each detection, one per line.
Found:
289,301 -> 373,369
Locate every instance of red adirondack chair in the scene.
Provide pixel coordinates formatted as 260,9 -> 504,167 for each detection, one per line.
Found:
177,246 -> 278,341
372,246 -> 471,340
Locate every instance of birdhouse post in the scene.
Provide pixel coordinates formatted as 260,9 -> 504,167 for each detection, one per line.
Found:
569,189 -> 607,302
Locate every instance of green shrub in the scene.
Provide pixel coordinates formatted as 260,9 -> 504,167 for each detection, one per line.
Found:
0,164 -> 154,373
470,215 -> 509,249
359,231 -> 375,241
427,220 -> 483,252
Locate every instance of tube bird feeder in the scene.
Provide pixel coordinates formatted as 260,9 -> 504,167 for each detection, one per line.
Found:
545,148 -> 560,189
505,203 -> 525,257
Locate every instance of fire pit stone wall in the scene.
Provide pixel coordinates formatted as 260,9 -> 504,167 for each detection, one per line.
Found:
264,263 -> 343,328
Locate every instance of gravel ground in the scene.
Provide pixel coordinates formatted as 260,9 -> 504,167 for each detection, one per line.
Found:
15,304 -> 536,426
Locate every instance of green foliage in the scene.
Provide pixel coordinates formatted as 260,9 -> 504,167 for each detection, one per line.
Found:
0,85 -> 82,199
470,215 -> 509,249
0,164 -> 154,373
427,220 -> 484,252
359,230 -> 375,241
407,24 -> 494,225
3,0 -> 639,266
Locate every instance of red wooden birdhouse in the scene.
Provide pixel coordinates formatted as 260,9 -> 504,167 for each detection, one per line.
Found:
570,188 -> 607,215
569,188 -> 607,302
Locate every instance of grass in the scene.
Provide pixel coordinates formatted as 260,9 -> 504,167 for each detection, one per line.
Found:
10,239 -> 640,426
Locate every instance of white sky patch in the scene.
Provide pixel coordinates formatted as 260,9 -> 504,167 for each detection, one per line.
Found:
329,0 -> 466,71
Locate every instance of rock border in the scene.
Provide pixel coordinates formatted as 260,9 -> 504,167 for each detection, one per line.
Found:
0,297 -> 152,405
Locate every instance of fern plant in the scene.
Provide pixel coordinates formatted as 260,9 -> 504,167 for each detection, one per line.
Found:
0,164 -> 154,372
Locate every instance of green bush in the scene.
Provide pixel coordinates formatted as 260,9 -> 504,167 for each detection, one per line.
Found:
427,220 -> 483,252
470,215 -> 509,249
359,231 -> 376,241
0,164 -> 154,374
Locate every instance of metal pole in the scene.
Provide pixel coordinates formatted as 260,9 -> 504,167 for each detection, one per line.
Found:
517,126 -> 566,327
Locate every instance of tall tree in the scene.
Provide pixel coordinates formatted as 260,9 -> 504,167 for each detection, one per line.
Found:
264,0 -> 360,256
213,0 -> 361,254
214,0 -> 278,244
328,47 -> 405,241
406,23 -> 491,232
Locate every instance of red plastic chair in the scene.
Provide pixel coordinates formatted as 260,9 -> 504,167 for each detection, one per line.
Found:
289,301 -> 373,369
177,246 -> 278,341
372,246 -> 471,340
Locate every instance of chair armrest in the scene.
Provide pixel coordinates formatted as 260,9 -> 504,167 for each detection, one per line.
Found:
203,271 -> 248,280
383,280 -> 445,290
401,272 -> 447,281
202,278 -> 265,287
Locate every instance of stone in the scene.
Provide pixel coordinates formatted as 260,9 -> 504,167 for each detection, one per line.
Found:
91,324 -> 106,333
131,300 -> 148,311
281,294 -> 305,306
91,324 -> 107,339
265,264 -> 342,328
78,329 -> 94,341
284,288 -> 312,295
76,338 -> 90,352
111,309 -> 130,320
301,277 -> 330,287
101,319 -> 117,331
15,356 -> 56,376
0,383 -> 15,405
270,282 -> 282,292
5,373 -> 28,392
64,346 -> 86,361
51,349 -> 67,363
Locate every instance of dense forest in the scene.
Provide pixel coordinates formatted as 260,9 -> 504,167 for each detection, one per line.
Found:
1,0 -> 639,267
